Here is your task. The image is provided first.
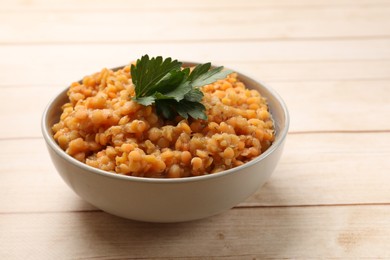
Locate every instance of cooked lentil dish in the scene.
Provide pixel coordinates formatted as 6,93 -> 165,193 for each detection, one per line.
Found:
52,64 -> 275,178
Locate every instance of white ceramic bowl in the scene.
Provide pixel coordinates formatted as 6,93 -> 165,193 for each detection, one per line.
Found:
42,63 -> 289,223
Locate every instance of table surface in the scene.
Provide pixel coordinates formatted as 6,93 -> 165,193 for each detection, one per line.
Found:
1,0 -> 390,259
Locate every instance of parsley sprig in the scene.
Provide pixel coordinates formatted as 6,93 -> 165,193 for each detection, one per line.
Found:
131,55 -> 232,120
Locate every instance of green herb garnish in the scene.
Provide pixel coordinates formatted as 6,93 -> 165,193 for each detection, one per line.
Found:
131,55 -> 232,120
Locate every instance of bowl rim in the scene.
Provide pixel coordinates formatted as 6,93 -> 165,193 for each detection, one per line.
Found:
41,62 -> 289,184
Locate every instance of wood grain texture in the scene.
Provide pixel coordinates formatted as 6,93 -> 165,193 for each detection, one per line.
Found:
2,5 -> 390,43
2,56 -> 390,87
1,40 -> 389,88
1,0 -> 390,258
1,133 -> 389,213
2,39 -> 390,63
1,206 -> 390,259
3,0 -> 390,11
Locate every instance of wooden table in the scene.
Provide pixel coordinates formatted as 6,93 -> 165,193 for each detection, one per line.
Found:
1,0 -> 390,258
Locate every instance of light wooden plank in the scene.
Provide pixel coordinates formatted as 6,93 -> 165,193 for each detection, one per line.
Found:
0,133 -> 389,213
0,80 -> 389,139
1,206 -> 390,259
226,60 -> 390,82
0,86 -> 60,139
1,42 -> 390,87
244,132 -> 390,206
1,5 -> 390,43
276,80 -> 390,132
3,0 -> 390,11
3,58 -> 390,87
0,138 -> 96,213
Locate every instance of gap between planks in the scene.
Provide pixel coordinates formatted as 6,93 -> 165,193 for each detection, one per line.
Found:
2,204 -> 390,259
3,1 -> 390,12
0,130 -> 389,142
289,130 -> 390,134
3,77 -> 390,88
2,4 -> 390,44
2,35 -> 390,46
2,132 -> 389,212
1,202 -> 390,215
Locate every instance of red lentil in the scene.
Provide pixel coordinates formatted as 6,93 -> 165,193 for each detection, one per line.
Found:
52,65 -> 275,178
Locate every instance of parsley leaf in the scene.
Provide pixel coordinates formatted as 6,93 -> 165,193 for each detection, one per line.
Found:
176,100 -> 207,120
191,65 -> 233,88
131,55 -> 182,98
184,88 -> 203,103
131,55 -> 232,120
